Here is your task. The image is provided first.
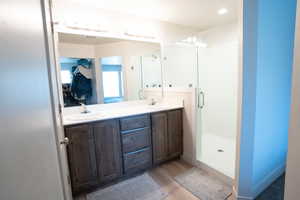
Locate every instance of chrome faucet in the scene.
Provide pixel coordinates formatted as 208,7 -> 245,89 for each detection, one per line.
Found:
149,98 -> 157,105
80,103 -> 90,114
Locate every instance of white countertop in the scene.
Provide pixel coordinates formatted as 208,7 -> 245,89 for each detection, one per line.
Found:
63,100 -> 184,126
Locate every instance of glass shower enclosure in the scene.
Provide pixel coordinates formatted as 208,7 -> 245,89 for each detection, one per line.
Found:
162,40 -> 238,179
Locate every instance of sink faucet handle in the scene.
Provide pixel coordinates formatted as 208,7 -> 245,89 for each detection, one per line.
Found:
80,103 -> 89,114
150,98 -> 157,105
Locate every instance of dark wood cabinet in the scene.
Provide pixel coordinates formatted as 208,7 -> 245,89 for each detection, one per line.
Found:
152,110 -> 183,164
65,120 -> 122,194
65,109 -> 183,195
93,120 -> 122,184
151,112 -> 169,165
167,110 -> 183,159
65,124 -> 98,193
121,114 -> 152,174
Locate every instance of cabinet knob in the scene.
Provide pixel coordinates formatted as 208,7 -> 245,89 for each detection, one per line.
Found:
60,137 -> 70,145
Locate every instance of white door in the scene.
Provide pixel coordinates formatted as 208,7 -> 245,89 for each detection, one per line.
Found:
50,30 -> 73,200
0,0 -> 67,199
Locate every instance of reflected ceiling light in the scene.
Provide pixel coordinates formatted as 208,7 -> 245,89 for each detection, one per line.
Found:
186,37 -> 193,43
124,31 -> 156,39
196,42 -> 208,48
192,37 -> 197,43
218,8 -> 228,15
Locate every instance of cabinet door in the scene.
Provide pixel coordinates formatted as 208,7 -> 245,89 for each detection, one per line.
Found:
93,120 -> 122,184
65,125 -> 98,193
151,112 -> 168,165
167,110 -> 183,159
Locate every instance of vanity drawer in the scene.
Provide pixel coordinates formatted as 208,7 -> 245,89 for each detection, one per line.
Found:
122,128 -> 151,153
123,148 -> 152,173
120,114 -> 150,131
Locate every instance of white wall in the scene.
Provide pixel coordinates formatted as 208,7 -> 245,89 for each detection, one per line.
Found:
95,41 -> 160,57
285,3 -> 300,199
236,0 -> 297,199
58,43 -> 95,58
52,1 -> 201,44
198,23 -> 238,46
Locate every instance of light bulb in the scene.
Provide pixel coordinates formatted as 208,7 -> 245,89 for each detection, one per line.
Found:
218,8 -> 228,15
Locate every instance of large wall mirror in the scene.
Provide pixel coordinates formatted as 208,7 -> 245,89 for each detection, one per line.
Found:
56,32 -> 163,107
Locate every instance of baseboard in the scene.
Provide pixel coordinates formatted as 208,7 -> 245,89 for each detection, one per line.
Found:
232,163 -> 285,200
232,186 -> 253,200
194,160 -> 234,186
252,163 -> 286,198
236,195 -> 254,200
181,154 -> 195,166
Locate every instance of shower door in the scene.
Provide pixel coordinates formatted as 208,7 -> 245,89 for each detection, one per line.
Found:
196,43 -> 238,178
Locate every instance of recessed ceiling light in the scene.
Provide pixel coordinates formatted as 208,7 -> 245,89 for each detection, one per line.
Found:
218,8 -> 228,15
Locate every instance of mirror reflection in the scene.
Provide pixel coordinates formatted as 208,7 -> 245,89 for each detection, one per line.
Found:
57,33 -> 162,107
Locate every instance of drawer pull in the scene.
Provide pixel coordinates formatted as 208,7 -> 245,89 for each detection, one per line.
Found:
121,127 -> 148,135
126,147 -> 149,155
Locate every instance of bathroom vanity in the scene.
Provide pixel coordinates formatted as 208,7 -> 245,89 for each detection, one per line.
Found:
63,103 -> 183,195
56,27 -> 184,196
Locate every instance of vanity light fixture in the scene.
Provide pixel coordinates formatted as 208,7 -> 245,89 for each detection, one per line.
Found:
177,36 -> 207,48
218,8 -> 228,15
66,24 -> 109,33
58,20 -> 109,33
124,32 -> 156,40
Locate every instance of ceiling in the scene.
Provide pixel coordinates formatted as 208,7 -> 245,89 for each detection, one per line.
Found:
58,33 -> 127,45
55,0 -> 238,30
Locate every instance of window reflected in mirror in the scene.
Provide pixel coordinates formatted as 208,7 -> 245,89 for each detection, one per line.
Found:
101,56 -> 124,103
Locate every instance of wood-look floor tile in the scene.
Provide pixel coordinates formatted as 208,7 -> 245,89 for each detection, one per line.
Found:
164,186 -> 200,200
74,160 -> 205,200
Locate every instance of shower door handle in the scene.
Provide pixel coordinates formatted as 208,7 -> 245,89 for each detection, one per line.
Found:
199,91 -> 205,109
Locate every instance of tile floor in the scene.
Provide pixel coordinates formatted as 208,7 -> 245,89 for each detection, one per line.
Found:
75,160 -> 202,200
255,175 -> 285,200
75,160 -> 284,200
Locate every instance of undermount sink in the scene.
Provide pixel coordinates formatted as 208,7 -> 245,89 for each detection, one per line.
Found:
64,112 -> 107,122
146,104 -> 170,110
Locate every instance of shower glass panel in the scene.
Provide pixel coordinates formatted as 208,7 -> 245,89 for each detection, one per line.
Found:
141,52 -> 162,89
196,42 -> 238,179
140,52 -> 163,99
162,41 -> 237,179
163,44 -> 198,89
125,52 -> 163,101
126,56 -> 143,101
